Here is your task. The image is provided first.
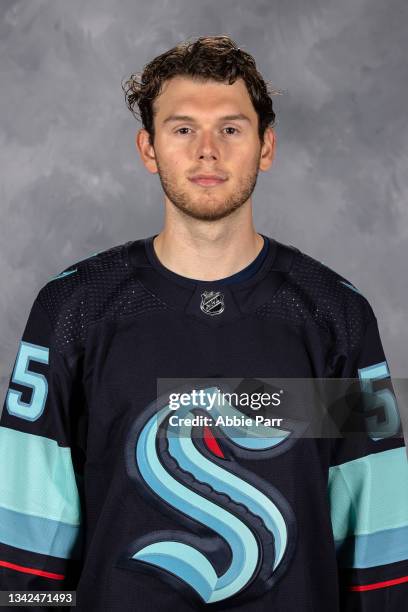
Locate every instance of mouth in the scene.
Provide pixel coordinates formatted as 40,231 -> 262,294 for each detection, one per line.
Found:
189,177 -> 227,187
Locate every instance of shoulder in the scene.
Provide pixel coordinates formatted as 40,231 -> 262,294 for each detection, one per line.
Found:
39,240 -> 130,298
48,241 -> 129,281
35,240 -> 133,352
270,239 -> 377,352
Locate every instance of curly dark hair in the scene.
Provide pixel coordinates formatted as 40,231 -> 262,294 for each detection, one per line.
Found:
121,34 -> 281,146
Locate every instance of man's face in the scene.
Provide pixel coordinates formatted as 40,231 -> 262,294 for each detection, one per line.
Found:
137,75 -> 275,222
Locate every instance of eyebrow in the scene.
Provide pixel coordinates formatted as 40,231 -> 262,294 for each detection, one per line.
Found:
162,113 -> 252,125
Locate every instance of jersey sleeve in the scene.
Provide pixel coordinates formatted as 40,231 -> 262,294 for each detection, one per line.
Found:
0,288 -> 86,596
328,306 -> 408,610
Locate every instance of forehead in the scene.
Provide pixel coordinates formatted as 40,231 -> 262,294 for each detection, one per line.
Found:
153,75 -> 256,120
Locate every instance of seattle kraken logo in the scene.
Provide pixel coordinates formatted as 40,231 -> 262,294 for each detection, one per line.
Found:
200,291 -> 225,316
119,383 -> 302,605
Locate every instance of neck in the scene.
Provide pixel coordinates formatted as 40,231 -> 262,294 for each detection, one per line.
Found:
153,225 -> 265,282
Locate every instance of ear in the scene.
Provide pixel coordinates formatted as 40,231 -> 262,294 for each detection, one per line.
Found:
259,127 -> 276,172
136,128 -> 158,175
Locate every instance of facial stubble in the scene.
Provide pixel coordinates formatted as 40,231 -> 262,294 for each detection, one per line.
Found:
155,150 -> 262,222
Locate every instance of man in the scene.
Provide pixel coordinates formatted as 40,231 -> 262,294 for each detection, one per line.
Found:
1,35 -> 407,611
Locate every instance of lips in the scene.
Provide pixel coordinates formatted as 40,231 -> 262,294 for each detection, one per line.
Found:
189,175 -> 227,186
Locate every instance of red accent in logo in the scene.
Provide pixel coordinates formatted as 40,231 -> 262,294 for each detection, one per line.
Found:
203,425 -> 225,458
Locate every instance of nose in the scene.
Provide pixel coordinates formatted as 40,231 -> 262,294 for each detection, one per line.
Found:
197,132 -> 219,161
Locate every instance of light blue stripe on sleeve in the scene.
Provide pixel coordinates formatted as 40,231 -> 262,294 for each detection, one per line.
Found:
0,425 -> 82,558
0,426 -> 81,525
0,506 -> 82,559
335,524 -> 408,568
329,446 -> 408,568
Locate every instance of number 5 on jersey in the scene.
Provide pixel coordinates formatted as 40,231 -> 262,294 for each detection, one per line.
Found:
358,361 -> 400,440
6,341 -> 49,421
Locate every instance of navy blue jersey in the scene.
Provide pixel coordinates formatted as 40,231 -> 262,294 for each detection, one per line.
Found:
1,234 -> 407,611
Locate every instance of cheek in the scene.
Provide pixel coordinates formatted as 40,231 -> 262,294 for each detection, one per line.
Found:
230,140 -> 257,161
154,137 -> 185,163
230,152 -> 255,175
157,153 -> 185,175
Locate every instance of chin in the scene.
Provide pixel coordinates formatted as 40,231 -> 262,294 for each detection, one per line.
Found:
186,205 -> 237,222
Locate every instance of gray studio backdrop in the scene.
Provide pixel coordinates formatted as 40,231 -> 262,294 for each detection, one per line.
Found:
1,0 -> 407,411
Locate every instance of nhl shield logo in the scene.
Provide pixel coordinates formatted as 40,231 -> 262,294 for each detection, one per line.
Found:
200,290 -> 225,316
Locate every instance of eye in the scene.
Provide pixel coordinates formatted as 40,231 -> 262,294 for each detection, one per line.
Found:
174,127 -> 240,136
175,127 -> 192,135
223,126 -> 240,135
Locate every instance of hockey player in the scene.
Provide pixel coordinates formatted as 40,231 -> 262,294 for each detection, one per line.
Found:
1,34 -> 407,611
